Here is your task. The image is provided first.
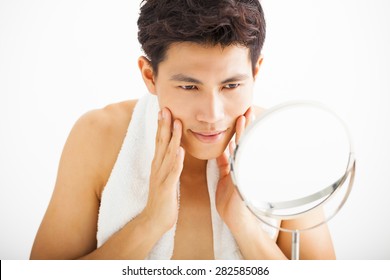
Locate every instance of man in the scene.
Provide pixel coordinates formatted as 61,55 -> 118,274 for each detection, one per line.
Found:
30,0 -> 336,259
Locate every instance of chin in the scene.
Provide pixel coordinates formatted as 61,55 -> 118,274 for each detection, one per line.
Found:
185,143 -> 228,160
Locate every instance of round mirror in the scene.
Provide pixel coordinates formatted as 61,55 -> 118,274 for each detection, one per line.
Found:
230,101 -> 356,259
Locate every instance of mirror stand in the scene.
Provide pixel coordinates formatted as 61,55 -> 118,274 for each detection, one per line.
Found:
291,230 -> 300,260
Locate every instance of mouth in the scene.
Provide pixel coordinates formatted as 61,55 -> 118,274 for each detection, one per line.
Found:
190,130 -> 227,143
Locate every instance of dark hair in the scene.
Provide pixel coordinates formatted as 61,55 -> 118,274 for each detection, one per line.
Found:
137,0 -> 266,74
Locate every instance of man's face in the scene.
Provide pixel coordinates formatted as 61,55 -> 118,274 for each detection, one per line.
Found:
152,42 -> 258,160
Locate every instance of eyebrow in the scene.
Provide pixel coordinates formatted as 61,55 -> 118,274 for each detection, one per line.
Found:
170,74 -> 202,84
169,73 -> 250,84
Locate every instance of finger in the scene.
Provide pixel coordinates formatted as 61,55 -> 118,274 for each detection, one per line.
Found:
154,110 -> 162,146
153,107 -> 173,169
235,115 -> 246,145
160,119 -> 183,180
216,149 -> 230,178
229,140 -> 236,156
169,119 -> 183,154
163,146 -> 185,188
244,106 -> 254,129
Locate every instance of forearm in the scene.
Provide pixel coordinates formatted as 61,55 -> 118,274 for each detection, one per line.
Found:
79,212 -> 164,260
229,215 -> 287,260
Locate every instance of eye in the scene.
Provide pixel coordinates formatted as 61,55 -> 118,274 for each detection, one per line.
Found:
223,83 -> 240,89
179,85 -> 198,90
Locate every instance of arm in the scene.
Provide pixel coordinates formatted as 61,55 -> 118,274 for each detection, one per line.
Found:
30,102 -> 184,259
276,209 -> 336,260
216,107 -> 336,260
215,144 -> 287,260
226,207 -> 335,260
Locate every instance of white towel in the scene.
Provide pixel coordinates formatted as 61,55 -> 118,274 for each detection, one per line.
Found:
96,93 -> 277,259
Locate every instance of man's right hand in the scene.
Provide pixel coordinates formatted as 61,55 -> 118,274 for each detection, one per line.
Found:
141,107 -> 185,235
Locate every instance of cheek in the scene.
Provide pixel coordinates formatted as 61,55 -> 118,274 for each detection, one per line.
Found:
156,90 -> 190,123
226,91 -> 253,117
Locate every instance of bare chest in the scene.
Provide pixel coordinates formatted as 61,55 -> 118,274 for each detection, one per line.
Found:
171,179 -> 214,260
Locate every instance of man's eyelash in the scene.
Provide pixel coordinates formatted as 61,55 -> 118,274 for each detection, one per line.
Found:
179,85 -> 198,90
224,83 -> 240,89
178,84 -> 241,91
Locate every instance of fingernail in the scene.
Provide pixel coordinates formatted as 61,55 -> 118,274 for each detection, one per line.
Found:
162,108 -> 167,120
173,120 -> 178,130
229,142 -> 235,154
158,111 -> 162,120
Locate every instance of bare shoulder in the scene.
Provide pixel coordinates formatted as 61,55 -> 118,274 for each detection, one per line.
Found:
30,99 -> 139,259
77,99 -> 137,132
75,99 -> 137,142
64,99 -> 138,197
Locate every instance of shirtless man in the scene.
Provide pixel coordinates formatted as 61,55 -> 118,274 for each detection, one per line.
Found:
30,0 -> 336,259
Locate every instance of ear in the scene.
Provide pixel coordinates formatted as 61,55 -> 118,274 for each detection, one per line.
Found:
253,55 -> 264,81
138,56 -> 157,95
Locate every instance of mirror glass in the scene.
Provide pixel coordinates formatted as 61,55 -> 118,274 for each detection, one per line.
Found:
231,101 -> 355,232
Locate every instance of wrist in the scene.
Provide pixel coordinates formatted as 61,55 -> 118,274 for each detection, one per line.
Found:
138,208 -> 175,237
227,213 -> 287,260
224,206 -> 259,234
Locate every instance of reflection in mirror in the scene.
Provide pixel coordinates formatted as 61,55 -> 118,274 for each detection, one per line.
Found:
230,101 -> 355,259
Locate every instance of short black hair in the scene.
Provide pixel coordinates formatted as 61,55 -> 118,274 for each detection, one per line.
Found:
137,0 -> 266,74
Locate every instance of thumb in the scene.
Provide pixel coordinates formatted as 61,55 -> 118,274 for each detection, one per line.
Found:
216,141 -> 233,178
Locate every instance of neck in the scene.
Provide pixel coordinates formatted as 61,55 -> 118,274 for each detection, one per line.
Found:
182,152 -> 208,178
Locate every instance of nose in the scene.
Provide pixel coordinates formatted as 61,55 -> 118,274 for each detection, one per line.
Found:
196,91 -> 225,124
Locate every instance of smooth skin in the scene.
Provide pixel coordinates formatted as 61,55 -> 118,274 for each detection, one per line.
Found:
30,43 -> 336,259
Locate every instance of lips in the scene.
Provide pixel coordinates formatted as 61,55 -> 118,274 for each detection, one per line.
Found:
191,130 -> 226,143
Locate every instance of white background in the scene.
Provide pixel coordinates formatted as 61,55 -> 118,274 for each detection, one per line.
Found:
0,0 -> 389,259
